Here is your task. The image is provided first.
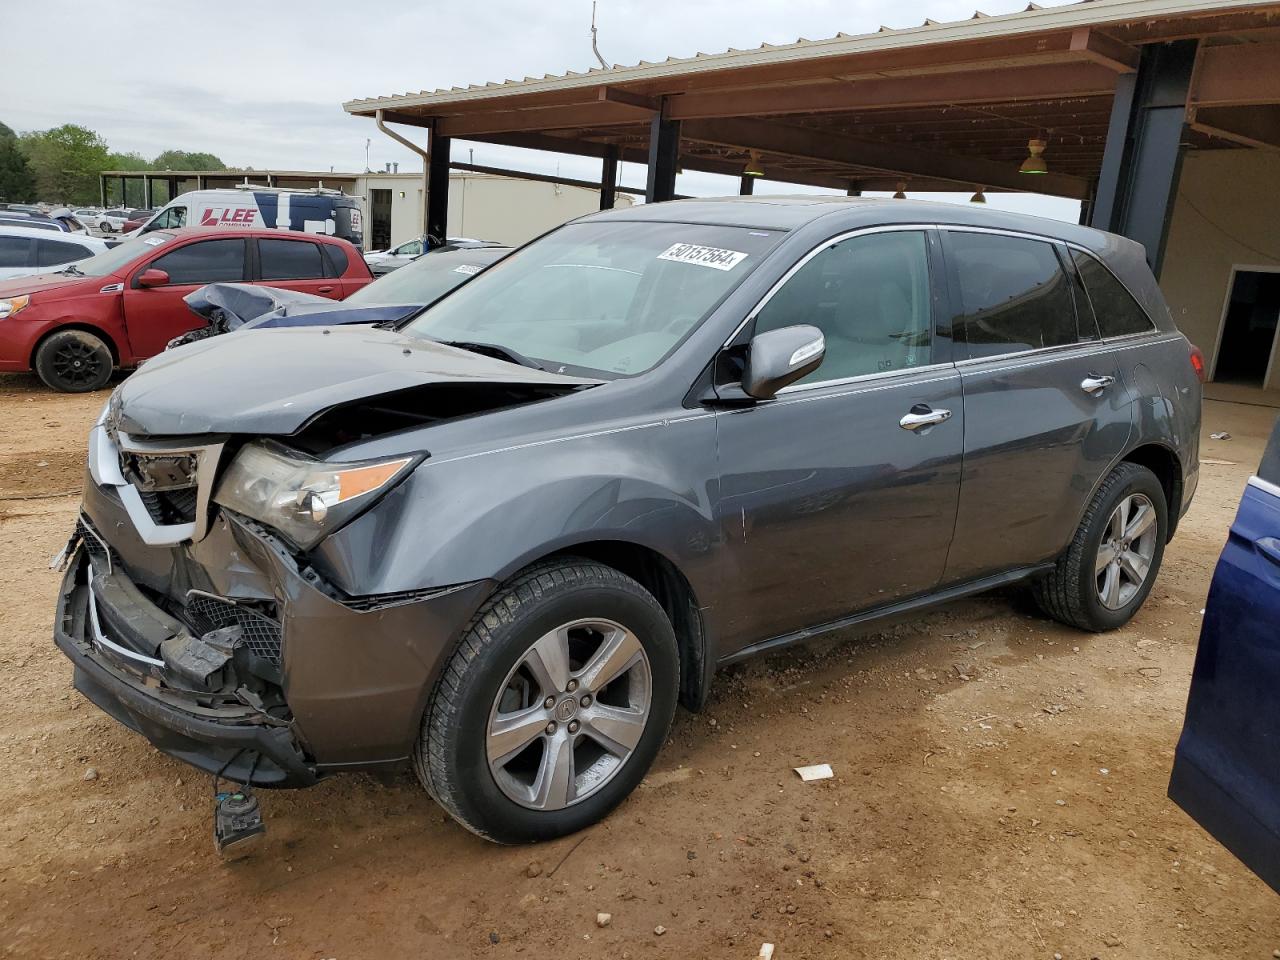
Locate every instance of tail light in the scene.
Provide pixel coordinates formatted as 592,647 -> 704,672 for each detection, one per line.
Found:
1188,343 -> 1207,383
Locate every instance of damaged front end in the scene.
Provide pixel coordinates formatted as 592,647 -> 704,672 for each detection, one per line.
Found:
52,326 -> 597,785
54,515 -> 312,786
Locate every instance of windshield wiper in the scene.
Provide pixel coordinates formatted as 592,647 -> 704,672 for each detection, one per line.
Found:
438,340 -> 545,371
57,263 -> 84,276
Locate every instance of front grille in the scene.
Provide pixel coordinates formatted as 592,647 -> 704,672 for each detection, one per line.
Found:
137,487 -> 199,525
76,515 -> 117,570
184,593 -> 283,665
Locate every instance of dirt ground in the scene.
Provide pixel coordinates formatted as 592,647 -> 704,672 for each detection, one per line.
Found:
0,371 -> 1276,960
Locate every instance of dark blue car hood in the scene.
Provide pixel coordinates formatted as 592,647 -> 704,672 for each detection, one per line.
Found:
245,301 -> 423,330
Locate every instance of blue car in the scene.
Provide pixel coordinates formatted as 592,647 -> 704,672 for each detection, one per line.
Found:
1170,413 -> 1280,893
171,244 -> 510,348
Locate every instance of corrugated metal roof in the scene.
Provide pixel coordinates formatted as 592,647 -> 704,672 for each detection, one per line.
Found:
343,0 -> 1278,115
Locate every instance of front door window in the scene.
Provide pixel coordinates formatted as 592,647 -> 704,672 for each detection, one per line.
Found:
753,230 -> 933,384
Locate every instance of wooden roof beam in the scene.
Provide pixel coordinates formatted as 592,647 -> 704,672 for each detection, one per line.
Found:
681,116 -> 1090,198
666,63 -> 1119,120
1190,41 -> 1280,107
436,103 -> 650,137
1189,104 -> 1280,149
468,131 -> 853,190
1069,28 -> 1140,72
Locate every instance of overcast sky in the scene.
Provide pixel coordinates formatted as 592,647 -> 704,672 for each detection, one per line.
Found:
2,0 -> 1081,219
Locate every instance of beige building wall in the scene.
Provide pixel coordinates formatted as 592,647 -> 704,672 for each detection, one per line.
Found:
356,171 -> 633,250
1160,149 -> 1280,390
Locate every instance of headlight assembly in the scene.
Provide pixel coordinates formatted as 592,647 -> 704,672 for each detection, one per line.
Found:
213,441 -> 418,548
0,295 -> 31,319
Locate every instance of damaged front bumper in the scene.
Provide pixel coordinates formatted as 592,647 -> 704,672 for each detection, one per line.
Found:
54,535 -> 317,786
53,479 -> 496,787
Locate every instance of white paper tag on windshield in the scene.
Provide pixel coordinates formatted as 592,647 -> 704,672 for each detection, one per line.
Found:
453,263 -> 483,276
142,236 -> 165,246
657,243 -> 748,271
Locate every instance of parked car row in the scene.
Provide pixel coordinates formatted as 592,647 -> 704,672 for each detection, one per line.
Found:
0,228 -> 373,391
46,197 -> 1216,851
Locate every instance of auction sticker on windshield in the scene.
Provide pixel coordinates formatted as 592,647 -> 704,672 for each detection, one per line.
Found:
657,243 -> 748,271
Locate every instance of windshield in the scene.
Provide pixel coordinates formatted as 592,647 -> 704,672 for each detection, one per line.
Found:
349,251 -> 503,307
66,232 -> 173,276
401,220 -> 782,377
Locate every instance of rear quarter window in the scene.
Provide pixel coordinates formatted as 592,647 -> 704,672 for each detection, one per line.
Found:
323,243 -> 351,276
1072,251 -> 1156,338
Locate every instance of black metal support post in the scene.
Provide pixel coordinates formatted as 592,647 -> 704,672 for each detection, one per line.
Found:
600,145 -> 619,209
427,133 -> 452,242
738,174 -> 755,196
645,109 -> 680,204
1090,40 -> 1198,276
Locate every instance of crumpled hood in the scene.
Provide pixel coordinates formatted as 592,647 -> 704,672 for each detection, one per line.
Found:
117,325 -> 600,437
245,301 -> 421,330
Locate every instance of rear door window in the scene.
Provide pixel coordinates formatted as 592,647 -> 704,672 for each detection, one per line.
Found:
37,238 -> 92,267
150,238 -> 246,284
0,236 -> 33,268
1071,250 -> 1156,338
258,238 -> 325,280
945,231 -> 1079,358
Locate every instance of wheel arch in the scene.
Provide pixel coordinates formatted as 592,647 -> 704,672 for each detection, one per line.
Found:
1120,442 -> 1184,540
535,540 -> 711,713
30,323 -> 121,369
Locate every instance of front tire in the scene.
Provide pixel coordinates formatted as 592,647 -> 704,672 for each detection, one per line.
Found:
34,329 -> 113,393
416,559 -> 679,843
1034,462 -> 1167,631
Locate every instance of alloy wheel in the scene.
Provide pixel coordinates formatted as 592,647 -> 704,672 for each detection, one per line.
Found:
486,618 -> 652,811
50,340 -> 106,389
1095,492 -> 1158,610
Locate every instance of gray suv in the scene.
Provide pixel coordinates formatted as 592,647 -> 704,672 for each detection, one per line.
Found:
53,198 -> 1202,843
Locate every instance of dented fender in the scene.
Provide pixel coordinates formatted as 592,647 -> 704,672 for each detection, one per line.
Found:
308,410 -> 722,606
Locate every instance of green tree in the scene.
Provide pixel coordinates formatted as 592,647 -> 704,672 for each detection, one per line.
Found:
151,149 -> 225,171
19,124 -> 109,204
0,122 -> 36,203
107,150 -> 152,171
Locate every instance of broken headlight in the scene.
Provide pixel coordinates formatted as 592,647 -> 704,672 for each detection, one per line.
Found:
213,440 -> 417,548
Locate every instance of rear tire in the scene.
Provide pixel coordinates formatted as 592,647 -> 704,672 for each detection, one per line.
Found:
416,559 -> 679,843
34,330 -> 113,393
1033,462 -> 1167,631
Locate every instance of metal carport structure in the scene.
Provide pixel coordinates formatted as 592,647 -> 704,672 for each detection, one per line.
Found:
345,0 -> 1280,274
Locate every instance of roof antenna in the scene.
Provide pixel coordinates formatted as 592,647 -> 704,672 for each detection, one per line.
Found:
591,2 -> 609,70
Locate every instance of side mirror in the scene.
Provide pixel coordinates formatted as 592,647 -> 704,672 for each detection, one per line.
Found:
741,324 -> 826,400
137,268 -> 169,288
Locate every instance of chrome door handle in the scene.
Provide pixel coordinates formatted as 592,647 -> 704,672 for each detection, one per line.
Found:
1080,374 -> 1116,396
899,407 -> 952,431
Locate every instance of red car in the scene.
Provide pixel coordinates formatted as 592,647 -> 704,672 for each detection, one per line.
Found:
0,228 -> 372,392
